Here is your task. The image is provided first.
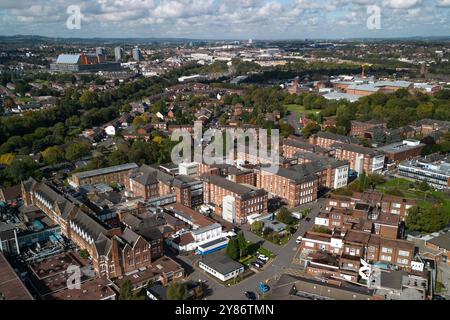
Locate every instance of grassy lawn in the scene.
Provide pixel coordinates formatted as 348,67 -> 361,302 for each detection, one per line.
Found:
17,97 -> 33,103
376,177 -> 450,211
285,104 -> 321,115
35,79 -> 49,85
239,255 -> 257,266
242,241 -> 276,262
251,229 -> 292,246
257,246 -> 276,259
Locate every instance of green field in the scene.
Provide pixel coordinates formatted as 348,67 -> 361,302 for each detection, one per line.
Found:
284,104 -> 321,115
376,177 -> 450,212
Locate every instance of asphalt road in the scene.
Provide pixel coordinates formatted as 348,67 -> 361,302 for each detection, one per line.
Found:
180,199 -> 324,300
284,112 -> 302,136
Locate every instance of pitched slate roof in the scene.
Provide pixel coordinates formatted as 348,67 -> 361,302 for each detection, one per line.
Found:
121,228 -> 141,246
94,233 -> 112,257
72,211 -> 108,241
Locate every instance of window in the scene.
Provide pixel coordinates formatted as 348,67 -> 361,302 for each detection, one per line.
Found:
380,255 -> 391,262
398,250 -> 410,257
397,258 -> 409,265
381,247 -> 393,254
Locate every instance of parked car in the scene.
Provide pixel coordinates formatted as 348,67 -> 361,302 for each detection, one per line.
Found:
256,259 -> 266,265
258,254 -> 269,262
253,262 -> 262,269
258,282 -> 270,293
296,236 -> 303,244
244,291 -> 257,300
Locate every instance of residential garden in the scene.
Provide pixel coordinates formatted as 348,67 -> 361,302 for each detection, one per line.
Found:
334,173 -> 450,234
225,232 -> 275,267
250,207 -> 300,246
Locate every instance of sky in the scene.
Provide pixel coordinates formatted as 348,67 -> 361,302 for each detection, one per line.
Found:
1,0 -> 450,40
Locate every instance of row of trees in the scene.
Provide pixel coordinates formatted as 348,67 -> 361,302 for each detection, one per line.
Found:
406,205 -> 450,234
225,232 -> 248,260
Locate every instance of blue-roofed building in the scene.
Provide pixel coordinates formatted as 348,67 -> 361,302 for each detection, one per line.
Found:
55,54 -> 82,64
50,53 -> 122,73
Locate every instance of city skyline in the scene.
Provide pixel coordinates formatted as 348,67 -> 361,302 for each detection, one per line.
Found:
2,0 -> 450,40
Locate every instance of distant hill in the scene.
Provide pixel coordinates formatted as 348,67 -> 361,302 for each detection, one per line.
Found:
0,35 -> 216,45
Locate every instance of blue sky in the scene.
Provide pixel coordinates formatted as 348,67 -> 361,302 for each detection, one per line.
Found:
1,0 -> 450,39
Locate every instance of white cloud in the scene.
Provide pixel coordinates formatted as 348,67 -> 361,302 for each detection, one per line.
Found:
437,0 -> 450,6
0,0 -> 448,39
383,0 -> 421,9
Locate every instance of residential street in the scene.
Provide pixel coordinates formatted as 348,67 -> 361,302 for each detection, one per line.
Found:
284,112 -> 302,136
178,199 -> 324,300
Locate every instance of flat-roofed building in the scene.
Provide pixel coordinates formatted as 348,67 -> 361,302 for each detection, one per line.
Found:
271,274 -> 376,300
46,277 -> 116,300
398,155 -> 450,189
376,140 -> 425,165
199,251 -> 244,282
70,163 -> 139,188
0,252 -> 34,300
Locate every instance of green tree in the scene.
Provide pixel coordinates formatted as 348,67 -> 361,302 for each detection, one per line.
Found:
42,146 -> 64,165
79,90 -> 99,109
236,232 -> 248,258
302,122 -> 321,138
225,237 -> 240,260
4,156 -> 41,185
120,103 -> 131,113
367,174 -> 386,189
277,207 -> 294,225
406,206 -> 450,233
302,208 -> 311,218
118,280 -> 133,300
65,142 -> 91,162
78,249 -> 90,260
279,121 -> 294,138
416,102 -> 433,119
417,181 -> 430,192
167,282 -> 189,300
193,285 -> 204,300
251,221 -> 264,234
